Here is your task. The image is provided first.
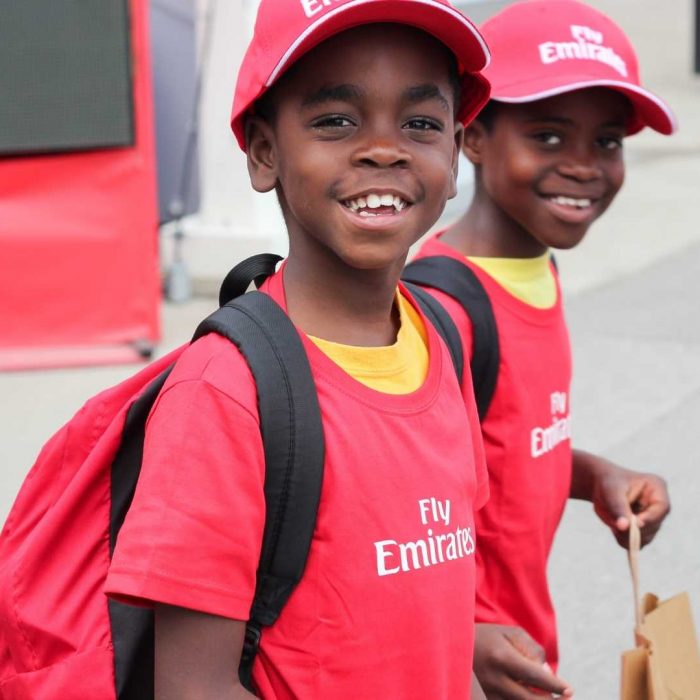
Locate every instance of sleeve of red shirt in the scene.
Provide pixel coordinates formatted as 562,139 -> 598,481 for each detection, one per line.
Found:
105,350 -> 266,621
424,287 -> 489,510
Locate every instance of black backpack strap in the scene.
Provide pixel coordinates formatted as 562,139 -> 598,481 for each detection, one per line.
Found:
108,255 -> 323,698
403,282 -> 464,382
218,253 -> 283,306
402,256 -> 499,421
110,366 -> 175,700
193,291 -> 325,691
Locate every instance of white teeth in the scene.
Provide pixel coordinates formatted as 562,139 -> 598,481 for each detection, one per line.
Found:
343,193 -> 409,213
359,211 -> 377,217
550,195 -> 592,209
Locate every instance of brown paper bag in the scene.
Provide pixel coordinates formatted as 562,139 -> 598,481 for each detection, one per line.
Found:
620,519 -> 700,699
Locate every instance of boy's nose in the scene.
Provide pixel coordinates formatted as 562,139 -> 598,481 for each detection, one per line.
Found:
557,148 -> 603,182
558,159 -> 603,182
352,131 -> 410,169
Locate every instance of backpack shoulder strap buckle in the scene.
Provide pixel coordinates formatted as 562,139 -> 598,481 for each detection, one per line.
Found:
239,622 -> 262,690
242,623 -> 261,661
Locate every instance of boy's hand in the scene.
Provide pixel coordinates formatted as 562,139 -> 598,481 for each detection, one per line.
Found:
474,624 -> 574,699
472,671 -> 488,700
571,450 -> 670,549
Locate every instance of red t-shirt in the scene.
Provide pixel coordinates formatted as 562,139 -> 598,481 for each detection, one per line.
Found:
106,268 -> 488,699
415,233 -> 572,667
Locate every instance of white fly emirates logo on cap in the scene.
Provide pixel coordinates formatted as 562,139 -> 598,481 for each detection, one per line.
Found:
299,0 -> 344,18
539,24 -> 628,77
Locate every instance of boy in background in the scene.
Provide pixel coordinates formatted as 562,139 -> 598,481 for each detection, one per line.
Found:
413,1 -> 673,697
106,0 -> 493,698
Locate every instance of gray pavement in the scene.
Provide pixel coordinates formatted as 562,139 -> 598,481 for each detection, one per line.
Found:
552,241 -> 700,697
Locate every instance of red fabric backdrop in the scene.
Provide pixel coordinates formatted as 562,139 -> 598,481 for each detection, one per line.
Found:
0,0 -> 160,370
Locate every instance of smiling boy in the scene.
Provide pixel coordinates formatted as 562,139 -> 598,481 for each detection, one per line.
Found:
410,1 -> 674,697
105,1 -> 493,698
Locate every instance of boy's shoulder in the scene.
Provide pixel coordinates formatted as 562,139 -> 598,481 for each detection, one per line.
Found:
409,231 -> 479,336
161,330 -> 259,417
160,268 -> 293,413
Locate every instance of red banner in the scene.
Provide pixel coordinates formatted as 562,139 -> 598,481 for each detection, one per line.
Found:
0,0 -> 160,370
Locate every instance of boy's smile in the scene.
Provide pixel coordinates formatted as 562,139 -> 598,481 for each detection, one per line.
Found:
468,88 -> 629,256
341,191 -> 409,219
247,23 -> 462,272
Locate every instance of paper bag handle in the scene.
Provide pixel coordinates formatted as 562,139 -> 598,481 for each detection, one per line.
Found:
628,517 -> 642,628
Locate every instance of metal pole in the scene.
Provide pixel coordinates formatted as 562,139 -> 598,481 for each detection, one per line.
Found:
696,0 -> 700,73
164,0 -> 218,302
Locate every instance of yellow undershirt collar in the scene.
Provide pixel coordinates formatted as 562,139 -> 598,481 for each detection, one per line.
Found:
308,293 -> 429,395
467,252 -> 557,309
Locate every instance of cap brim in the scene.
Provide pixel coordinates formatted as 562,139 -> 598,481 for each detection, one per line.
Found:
491,77 -> 676,135
267,0 -> 491,125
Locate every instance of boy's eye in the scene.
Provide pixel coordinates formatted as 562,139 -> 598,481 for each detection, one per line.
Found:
533,131 -> 562,146
598,135 -> 624,151
311,115 -> 355,129
403,117 -> 443,132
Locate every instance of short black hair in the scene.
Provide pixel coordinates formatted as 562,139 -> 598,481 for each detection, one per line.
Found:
447,57 -> 462,116
474,92 -> 636,132
474,100 -> 501,132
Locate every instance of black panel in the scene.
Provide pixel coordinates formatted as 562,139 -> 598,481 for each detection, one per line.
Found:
0,0 -> 134,155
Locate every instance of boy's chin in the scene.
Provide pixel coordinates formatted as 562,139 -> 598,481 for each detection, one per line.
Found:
530,215 -> 599,251
328,230 -> 427,272
334,245 -> 412,273
538,226 -> 592,251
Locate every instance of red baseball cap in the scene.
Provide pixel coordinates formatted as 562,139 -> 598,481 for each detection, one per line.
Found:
480,0 -> 676,135
231,0 -> 492,151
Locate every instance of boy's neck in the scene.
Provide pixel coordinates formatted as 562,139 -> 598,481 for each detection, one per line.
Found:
442,182 -> 548,259
283,243 -> 403,347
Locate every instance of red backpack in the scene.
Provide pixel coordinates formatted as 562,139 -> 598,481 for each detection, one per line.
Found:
0,255 -> 325,700
0,254 -> 464,699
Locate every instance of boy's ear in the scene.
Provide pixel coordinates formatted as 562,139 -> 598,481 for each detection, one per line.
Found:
448,123 -> 464,200
245,116 -> 278,193
462,121 -> 487,166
